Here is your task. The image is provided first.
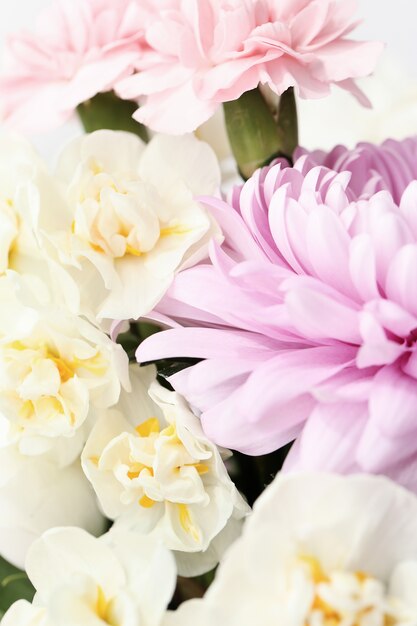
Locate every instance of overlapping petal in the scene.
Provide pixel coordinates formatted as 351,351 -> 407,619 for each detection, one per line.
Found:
139,137 -> 417,491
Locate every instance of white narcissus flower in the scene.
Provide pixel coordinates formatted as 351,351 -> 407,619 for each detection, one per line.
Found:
82,365 -> 250,576
0,132 -> 88,317
0,133 -> 54,281
1,601 -> 47,626
166,474 -> 417,626
1,526 -> 176,626
0,445 -> 105,569
0,276 -> 129,464
34,130 -> 222,322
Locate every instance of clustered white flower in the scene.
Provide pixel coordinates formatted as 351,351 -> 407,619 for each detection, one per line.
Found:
0,129 -> 246,584
3,474 -> 417,626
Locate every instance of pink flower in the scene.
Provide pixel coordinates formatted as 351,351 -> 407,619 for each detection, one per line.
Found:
116,0 -> 383,134
0,0 -> 150,133
138,136 -> 417,492
295,138 -> 417,204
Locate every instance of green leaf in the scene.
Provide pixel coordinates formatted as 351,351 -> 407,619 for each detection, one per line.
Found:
117,329 -> 140,361
136,322 -> 161,342
0,557 -> 35,619
116,322 -> 162,362
77,91 -> 149,142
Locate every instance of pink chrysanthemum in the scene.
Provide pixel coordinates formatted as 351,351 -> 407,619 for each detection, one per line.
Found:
0,0 -> 151,132
139,137 -> 417,491
116,0 -> 383,134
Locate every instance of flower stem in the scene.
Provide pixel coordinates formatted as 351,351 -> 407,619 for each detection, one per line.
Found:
77,91 -> 149,142
276,87 -> 298,159
223,86 -> 298,179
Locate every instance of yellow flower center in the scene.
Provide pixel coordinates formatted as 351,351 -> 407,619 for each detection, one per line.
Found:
95,587 -> 118,626
6,341 -> 107,431
300,557 -> 403,626
120,417 -> 209,541
71,161 -> 191,261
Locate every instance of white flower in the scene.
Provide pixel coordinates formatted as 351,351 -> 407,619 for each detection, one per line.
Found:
2,526 -> 176,626
1,601 -> 47,626
0,445 -> 105,570
0,276 -> 129,463
82,365 -> 249,576
167,474 -> 417,626
0,133 -> 52,281
0,132 -> 88,317
35,130 -> 222,322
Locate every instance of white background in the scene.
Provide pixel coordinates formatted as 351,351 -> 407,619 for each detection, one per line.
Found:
1,0 -> 417,154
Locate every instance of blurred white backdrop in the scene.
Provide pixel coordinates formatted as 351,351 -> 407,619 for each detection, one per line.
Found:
0,0 -> 417,155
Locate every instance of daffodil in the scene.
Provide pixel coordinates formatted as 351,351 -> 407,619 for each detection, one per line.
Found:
35,130 -> 221,322
82,365 -> 249,575
0,277 -> 129,462
2,527 -> 176,626
167,474 -> 417,626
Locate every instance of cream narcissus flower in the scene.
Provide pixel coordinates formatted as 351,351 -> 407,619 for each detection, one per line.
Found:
0,445 -> 105,569
1,602 -> 47,626
0,133 -> 53,280
1,526 -> 176,626
0,132 -> 89,316
82,365 -> 250,576
35,130 -> 222,322
0,277 -> 129,464
167,474 -> 417,626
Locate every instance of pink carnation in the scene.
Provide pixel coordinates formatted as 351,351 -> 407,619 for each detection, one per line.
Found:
117,0 -> 383,134
139,136 -> 417,492
0,0 -> 150,132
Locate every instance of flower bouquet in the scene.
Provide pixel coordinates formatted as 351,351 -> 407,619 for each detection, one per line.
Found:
0,1 -> 417,625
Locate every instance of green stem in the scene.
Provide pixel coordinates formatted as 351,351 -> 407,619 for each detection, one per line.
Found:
77,91 -> 148,142
223,86 -> 298,179
276,87 -> 298,160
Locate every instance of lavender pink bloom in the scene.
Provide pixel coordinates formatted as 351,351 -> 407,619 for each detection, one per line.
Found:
138,137 -> 417,492
117,0 -> 383,134
0,0 -> 150,132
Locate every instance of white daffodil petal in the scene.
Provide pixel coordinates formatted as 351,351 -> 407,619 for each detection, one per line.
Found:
0,600 -> 48,626
26,527 -> 125,604
138,134 -> 221,197
0,450 -> 105,569
107,530 -> 177,626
